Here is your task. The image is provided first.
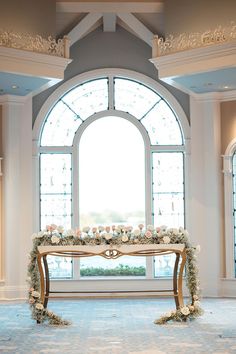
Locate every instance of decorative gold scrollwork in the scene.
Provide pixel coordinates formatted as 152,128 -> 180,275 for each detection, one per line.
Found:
102,249 -> 123,259
0,29 -> 67,57
154,22 -> 236,57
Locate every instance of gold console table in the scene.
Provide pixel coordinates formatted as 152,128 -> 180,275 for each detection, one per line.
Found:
37,243 -> 186,313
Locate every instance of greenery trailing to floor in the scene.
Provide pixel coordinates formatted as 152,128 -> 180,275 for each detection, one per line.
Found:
28,224 -> 203,325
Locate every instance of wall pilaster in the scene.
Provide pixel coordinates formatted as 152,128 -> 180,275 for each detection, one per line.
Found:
189,95 -> 222,296
0,95 -> 33,298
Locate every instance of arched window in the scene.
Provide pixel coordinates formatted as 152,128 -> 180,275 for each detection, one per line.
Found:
34,69 -> 189,280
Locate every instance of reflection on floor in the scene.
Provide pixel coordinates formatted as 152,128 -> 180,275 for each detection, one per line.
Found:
0,298 -> 236,353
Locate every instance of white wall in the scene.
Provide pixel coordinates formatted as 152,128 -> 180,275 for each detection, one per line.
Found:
189,96 -> 222,296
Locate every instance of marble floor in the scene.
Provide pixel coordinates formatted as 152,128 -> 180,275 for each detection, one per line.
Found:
0,298 -> 236,353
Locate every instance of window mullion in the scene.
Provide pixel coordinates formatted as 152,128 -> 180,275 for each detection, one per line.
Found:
108,75 -> 114,110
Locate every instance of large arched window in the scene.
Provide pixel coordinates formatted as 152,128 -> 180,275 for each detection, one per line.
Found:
34,69 -> 189,280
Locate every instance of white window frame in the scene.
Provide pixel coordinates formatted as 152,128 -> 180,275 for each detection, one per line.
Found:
33,68 -> 190,284
223,139 -> 236,278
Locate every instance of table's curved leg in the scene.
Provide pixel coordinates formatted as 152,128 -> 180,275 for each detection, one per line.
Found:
177,250 -> 187,308
43,255 -> 50,308
37,253 -> 45,323
173,252 -> 180,309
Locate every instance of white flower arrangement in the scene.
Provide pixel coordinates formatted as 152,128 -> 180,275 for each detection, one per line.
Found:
28,224 -> 203,326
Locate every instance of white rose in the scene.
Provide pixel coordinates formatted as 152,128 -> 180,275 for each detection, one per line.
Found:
105,233 -> 112,240
51,235 -> 60,244
195,245 -> 201,253
35,303 -> 44,310
147,224 -> 154,231
31,233 -> 38,240
133,229 -> 141,236
122,235 -> 129,242
172,228 -> 179,235
180,306 -> 190,316
57,225 -> 64,234
82,226 -> 90,233
163,236 -> 171,244
31,291 -> 40,298
188,305 -> 194,311
194,301 -> 201,308
66,229 -> 75,236
160,225 -> 167,231
134,238 -> 139,243
98,226 -> 105,232
193,295 -> 199,301
183,230 -> 189,238
165,311 -> 173,318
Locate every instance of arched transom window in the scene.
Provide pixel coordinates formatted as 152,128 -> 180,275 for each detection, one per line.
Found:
37,71 -> 187,280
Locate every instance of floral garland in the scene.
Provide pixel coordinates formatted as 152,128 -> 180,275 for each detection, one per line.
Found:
28,224 -> 203,325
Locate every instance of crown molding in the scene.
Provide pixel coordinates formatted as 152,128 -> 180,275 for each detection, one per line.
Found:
150,40 -> 236,79
192,90 -> 236,102
0,46 -> 72,81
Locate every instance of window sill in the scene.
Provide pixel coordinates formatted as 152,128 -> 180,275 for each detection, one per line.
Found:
50,277 -> 173,282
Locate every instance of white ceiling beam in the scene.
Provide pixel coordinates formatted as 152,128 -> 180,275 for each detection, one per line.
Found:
67,12 -> 103,46
57,2 -> 164,14
103,13 -> 116,32
117,12 -> 154,47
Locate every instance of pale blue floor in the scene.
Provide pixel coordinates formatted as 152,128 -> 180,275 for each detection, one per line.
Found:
0,298 -> 236,353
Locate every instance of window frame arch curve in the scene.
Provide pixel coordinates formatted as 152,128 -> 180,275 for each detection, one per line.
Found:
33,68 -> 190,146
71,110 -> 152,227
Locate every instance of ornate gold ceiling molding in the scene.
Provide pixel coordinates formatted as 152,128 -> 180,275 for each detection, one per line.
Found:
0,30 -> 70,58
152,22 -> 236,57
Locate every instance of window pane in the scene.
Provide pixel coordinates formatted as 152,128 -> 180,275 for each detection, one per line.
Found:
40,154 -> 72,229
154,254 -> 177,277
40,154 -> 72,278
41,100 -> 82,146
152,152 -> 184,277
40,195 -> 72,229
114,78 -> 161,119
142,100 -> 183,145
47,256 -> 72,279
79,116 -> 146,277
40,154 -> 72,195
62,78 -> 108,120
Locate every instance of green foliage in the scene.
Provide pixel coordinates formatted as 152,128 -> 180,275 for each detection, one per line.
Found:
80,264 -> 146,277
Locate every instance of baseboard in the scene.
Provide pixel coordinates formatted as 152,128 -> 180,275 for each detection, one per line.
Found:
220,278 -> 236,297
0,285 -> 28,300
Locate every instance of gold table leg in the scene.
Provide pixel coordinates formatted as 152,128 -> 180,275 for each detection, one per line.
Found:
173,252 -> 180,309
177,250 -> 187,308
43,255 -> 50,308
